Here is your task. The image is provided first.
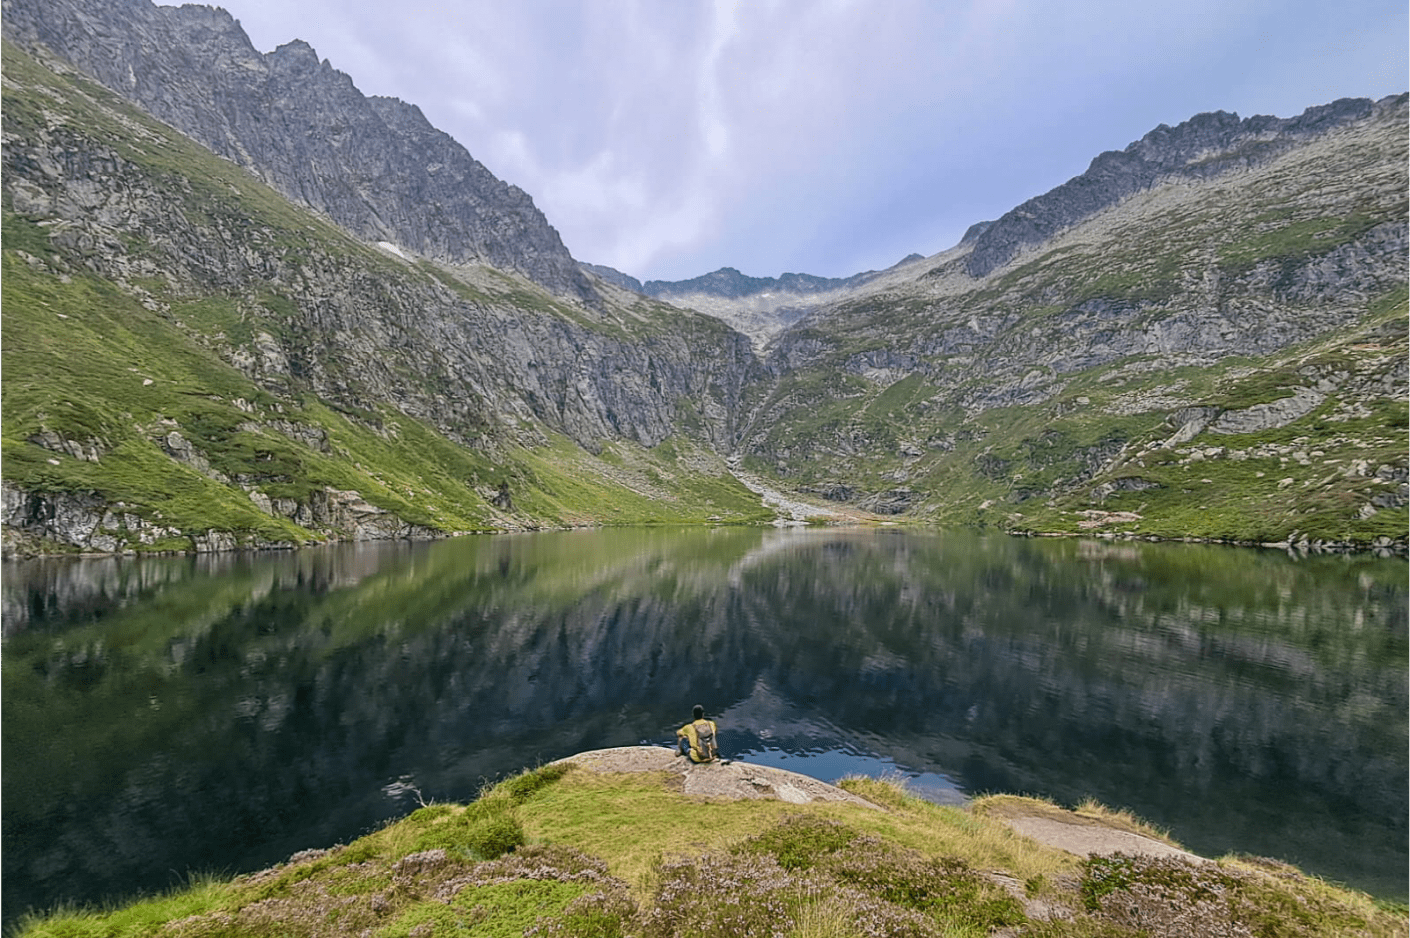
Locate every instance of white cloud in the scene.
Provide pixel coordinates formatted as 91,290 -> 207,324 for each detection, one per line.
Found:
697,0 -> 740,160
211,0 -> 1410,281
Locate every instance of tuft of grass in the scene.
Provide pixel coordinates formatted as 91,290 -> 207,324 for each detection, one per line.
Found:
407,802 -> 525,861
402,765 -> 575,861
785,893 -> 866,938
1071,799 -> 1176,846
7,871 -> 238,938
489,762 -> 575,805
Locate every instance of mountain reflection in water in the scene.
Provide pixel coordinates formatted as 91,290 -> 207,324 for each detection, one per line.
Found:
3,528 -> 1405,921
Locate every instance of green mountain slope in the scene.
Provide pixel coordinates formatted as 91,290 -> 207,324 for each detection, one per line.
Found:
1,42 -> 774,554
746,98 -> 1408,549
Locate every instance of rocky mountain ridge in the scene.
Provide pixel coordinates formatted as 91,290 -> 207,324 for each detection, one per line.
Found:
0,0 -> 592,297
583,254 -> 930,346
584,97 -> 1399,348
642,259 -> 925,300
964,97 -> 1388,278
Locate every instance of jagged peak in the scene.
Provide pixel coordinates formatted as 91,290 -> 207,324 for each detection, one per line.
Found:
960,221 -> 994,244
266,38 -> 327,71
271,37 -> 316,55
163,3 -> 242,28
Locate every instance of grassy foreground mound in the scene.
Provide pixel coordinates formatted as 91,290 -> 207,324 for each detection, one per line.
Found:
15,763 -> 1403,938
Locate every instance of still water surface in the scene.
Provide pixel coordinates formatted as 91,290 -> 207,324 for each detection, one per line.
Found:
3,527 -> 1406,921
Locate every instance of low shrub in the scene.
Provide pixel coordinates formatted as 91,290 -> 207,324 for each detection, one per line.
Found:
668,814 -> 1026,937
641,852 -> 941,938
734,814 -> 860,870
816,836 -> 1025,930
1081,853 -> 1401,938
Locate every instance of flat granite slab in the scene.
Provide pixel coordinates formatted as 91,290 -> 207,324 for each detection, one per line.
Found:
1004,816 -> 1208,863
553,746 -> 880,808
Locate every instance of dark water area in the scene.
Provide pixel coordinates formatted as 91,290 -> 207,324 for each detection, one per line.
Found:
3,528 -> 1406,923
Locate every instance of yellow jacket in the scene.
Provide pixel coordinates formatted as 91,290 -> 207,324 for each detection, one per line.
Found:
676,718 -> 719,763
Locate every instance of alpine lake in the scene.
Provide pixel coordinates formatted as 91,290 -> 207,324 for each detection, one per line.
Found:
3,526 -> 1406,924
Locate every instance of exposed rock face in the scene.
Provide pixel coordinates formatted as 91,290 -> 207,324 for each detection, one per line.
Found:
959,220 -> 994,243
964,97 -> 1398,277
1,481 -> 441,552
1,0 -> 592,298
1208,388 -> 1327,435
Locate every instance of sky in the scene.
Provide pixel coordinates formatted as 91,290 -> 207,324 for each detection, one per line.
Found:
216,0 -> 1407,283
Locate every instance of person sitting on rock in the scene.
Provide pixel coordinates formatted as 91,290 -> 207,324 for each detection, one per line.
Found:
676,704 -> 719,763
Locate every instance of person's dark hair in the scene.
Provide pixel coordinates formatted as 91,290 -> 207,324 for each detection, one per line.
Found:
692,704 -> 704,720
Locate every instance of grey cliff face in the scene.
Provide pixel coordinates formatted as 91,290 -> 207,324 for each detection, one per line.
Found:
964,96 -> 1398,278
0,74 -> 764,455
1,0 -> 593,298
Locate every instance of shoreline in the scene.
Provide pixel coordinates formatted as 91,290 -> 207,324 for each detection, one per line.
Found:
5,518 -> 1406,562
1012,526 -> 1409,557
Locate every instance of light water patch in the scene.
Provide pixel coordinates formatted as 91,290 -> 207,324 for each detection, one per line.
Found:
732,745 -> 967,806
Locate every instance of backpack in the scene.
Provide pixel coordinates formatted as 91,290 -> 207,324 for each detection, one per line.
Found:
693,720 -> 717,762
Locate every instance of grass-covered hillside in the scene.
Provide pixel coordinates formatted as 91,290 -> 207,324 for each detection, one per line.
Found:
744,98 -> 1408,550
13,761 -> 1405,938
